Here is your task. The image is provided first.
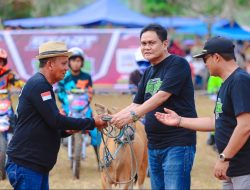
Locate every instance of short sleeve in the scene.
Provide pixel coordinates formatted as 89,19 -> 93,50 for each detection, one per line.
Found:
231,76 -> 250,116
160,57 -> 191,96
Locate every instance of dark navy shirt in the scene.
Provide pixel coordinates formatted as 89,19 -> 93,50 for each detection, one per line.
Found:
215,68 -> 250,177
7,72 -> 95,174
134,55 -> 197,149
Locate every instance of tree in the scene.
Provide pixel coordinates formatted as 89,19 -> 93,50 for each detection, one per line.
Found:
0,0 -> 94,20
142,0 -> 184,16
0,0 -> 33,20
125,0 -> 246,38
1,0 -> 249,28
31,0 -> 94,17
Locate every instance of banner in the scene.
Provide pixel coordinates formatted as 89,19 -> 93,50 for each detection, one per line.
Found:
0,29 -> 142,87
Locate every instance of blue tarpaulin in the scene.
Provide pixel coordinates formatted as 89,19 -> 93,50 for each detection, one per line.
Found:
175,25 -> 208,36
154,17 -> 205,28
3,0 -> 154,28
159,18 -> 250,39
154,16 -> 208,36
212,21 -> 250,40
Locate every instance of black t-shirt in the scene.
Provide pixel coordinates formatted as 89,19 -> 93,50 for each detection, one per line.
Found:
215,68 -> 250,177
7,72 -> 95,174
134,55 -> 197,149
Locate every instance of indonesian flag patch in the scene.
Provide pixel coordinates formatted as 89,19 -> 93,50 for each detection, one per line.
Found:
41,91 -> 52,101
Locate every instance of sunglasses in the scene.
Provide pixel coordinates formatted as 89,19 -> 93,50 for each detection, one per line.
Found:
203,54 -> 213,63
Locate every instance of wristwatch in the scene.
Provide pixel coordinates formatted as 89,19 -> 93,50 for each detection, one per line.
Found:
130,111 -> 140,122
219,153 -> 231,162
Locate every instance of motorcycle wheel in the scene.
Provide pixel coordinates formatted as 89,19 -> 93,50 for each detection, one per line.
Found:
72,133 -> 82,179
0,133 -> 7,180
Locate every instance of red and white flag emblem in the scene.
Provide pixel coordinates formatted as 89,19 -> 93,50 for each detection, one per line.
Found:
41,91 -> 52,101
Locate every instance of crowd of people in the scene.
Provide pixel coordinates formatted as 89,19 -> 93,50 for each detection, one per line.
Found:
1,23 -> 250,190
168,35 -> 250,90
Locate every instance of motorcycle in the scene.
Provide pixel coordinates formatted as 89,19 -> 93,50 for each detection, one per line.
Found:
67,88 -> 91,179
0,89 -> 13,180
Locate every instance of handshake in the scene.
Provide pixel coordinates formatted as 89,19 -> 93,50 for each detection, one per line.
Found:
93,114 -> 110,131
66,114 -> 110,135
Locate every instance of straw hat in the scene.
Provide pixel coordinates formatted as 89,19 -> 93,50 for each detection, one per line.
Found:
36,41 -> 72,59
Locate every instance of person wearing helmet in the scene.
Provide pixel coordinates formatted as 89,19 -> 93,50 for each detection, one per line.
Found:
57,47 -> 100,164
0,48 -> 24,89
129,48 -> 150,94
57,47 -> 93,114
0,48 -> 8,67
0,48 -> 25,138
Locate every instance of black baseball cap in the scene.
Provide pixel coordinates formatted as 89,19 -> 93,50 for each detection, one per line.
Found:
193,36 -> 235,58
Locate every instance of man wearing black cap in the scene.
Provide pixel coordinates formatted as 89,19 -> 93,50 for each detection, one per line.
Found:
155,36 -> 250,189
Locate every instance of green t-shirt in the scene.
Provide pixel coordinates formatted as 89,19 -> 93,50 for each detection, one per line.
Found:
207,76 -> 223,94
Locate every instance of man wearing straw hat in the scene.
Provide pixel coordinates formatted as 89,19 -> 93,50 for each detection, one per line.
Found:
5,41 -> 107,190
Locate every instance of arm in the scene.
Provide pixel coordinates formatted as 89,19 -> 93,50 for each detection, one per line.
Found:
61,131 -> 71,138
179,116 -> 215,131
222,77 -> 250,158
111,90 -> 170,128
134,91 -> 170,117
111,57 -> 190,128
213,76 -> 250,180
29,83 -> 105,131
213,113 -> 250,180
113,103 -> 140,116
155,108 -> 215,131
221,113 -> 250,159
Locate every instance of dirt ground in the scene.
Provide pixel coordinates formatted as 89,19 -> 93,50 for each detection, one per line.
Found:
0,93 -> 221,189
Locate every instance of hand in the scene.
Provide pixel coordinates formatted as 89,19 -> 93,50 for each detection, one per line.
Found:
213,160 -> 229,180
155,108 -> 180,126
93,114 -> 108,131
59,109 -> 66,116
110,112 -> 133,129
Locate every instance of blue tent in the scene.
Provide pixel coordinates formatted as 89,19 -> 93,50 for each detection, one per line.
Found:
175,25 -> 208,36
154,17 -> 205,28
178,19 -> 250,40
212,21 -> 250,40
174,19 -> 225,36
154,16 -> 208,36
158,18 -> 250,39
3,0 -> 154,28
178,20 -> 250,40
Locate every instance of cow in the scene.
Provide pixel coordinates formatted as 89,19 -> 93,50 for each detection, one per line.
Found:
95,104 -> 148,190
